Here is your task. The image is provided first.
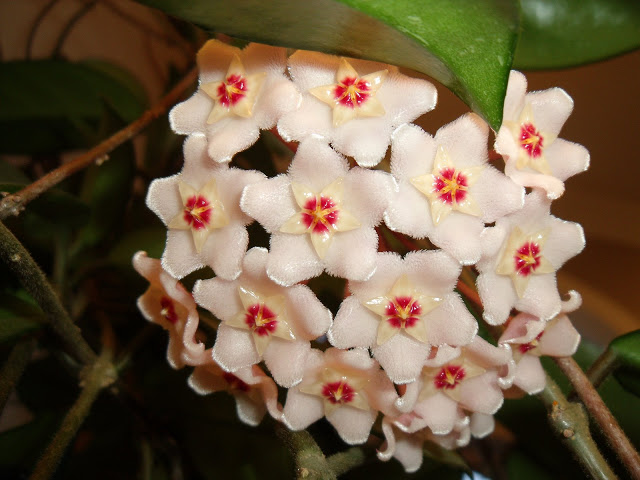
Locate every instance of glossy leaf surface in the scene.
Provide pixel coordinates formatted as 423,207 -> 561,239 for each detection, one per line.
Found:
135,0 -> 519,129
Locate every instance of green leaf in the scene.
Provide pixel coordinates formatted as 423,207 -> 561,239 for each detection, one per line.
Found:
609,329 -> 640,368
0,291 -> 45,344
135,0 -> 519,128
515,0 -> 640,69
0,60 -> 147,154
0,183 -> 91,229
75,142 -> 135,250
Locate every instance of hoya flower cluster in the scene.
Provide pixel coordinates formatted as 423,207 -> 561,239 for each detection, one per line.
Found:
134,40 -> 588,472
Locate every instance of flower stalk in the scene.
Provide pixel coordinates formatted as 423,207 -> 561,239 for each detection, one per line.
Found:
554,356 -> 640,479
0,337 -> 37,414
538,374 -> 618,480
29,350 -> 117,480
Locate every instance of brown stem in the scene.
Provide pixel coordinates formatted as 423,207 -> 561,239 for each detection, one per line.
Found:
0,337 -> 37,414
554,356 -> 640,479
0,221 -> 96,365
456,279 -> 482,310
275,423 -> 336,480
586,347 -> 620,390
0,67 -> 198,220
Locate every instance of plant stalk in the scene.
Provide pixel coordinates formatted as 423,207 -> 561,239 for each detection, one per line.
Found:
0,337 -> 37,414
0,67 -> 198,220
555,356 -> 640,479
0,221 -> 96,365
275,423 -> 336,480
586,347 -> 620,390
538,374 -> 618,480
29,351 -> 117,480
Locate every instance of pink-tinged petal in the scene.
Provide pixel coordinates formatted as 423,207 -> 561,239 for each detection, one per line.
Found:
343,168 -> 395,226
161,229 -> 208,279
287,138 -> 350,191
324,227 -> 378,281
470,166 -> 524,223
395,379 -> 422,413
425,345 -> 462,367
266,233 -> 324,286
434,113 -> 488,168
502,71 -> 527,121
234,393 -> 267,426
324,346 -> 375,371
348,252 -> 405,300
169,92 -> 212,135
424,293 -> 478,346
200,223 -> 247,280
429,214 -> 484,265
539,315 -> 581,357
263,339 -> 311,388
206,119 -> 261,163
326,404 -> 377,445
187,364 -> 227,395
459,372 -> 504,414
527,88 -> 574,136
513,354 -> 546,394
477,272 -> 517,325
516,274 -> 562,321
504,163 -> 565,200
283,387 -> 325,430
383,185 -> 433,239
411,393 -> 459,434
241,365 -> 283,421
377,418 -> 397,461
192,277 -> 242,322
332,119 -> 393,167
146,175 -> 182,225
211,323 -> 259,371
544,218 -> 586,267
404,250 -> 461,295
329,297 -> 378,349
372,334 -> 429,384
285,284 -> 332,339
469,412 -> 495,439
240,174 -> 297,232
499,313 -> 545,345
391,430 -> 424,473
465,336 -> 513,369
166,336 -> 186,369
390,123 -> 437,181
546,138 -> 590,182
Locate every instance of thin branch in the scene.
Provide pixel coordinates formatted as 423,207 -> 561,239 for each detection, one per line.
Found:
275,423 -> 336,480
51,0 -> 98,58
538,374 -> 618,480
554,356 -> 640,479
26,0 -> 61,59
456,279 -> 482,310
0,67 -> 198,220
29,351 -> 117,480
586,347 -> 620,390
326,447 -> 367,476
0,337 -> 37,414
0,221 -> 96,365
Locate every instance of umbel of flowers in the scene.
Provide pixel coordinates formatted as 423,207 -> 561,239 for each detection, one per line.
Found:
133,39 -> 588,473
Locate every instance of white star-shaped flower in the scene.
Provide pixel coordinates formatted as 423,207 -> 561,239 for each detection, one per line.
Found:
495,70 -> 590,199
278,50 -> 437,167
385,115 -> 524,265
169,40 -> 300,162
146,135 -> 265,280
308,57 -> 387,126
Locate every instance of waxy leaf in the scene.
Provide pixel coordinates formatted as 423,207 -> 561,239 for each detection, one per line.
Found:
135,0 -> 518,129
515,0 -> 640,69
610,329 -> 640,369
0,60 -> 147,154
0,292 -> 45,344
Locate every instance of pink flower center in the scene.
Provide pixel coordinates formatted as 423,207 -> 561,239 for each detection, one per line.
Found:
301,196 -> 339,234
520,123 -> 544,158
160,297 -> 178,324
183,195 -> 212,230
321,380 -> 356,405
519,331 -> 544,354
433,167 -> 468,205
434,365 -> 466,390
514,242 -> 542,276
222,372 -> 250,392
384,296 -> 422,329
244,303 -> 278,337
333,76 -> 371,108
217,74 -> 247,107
